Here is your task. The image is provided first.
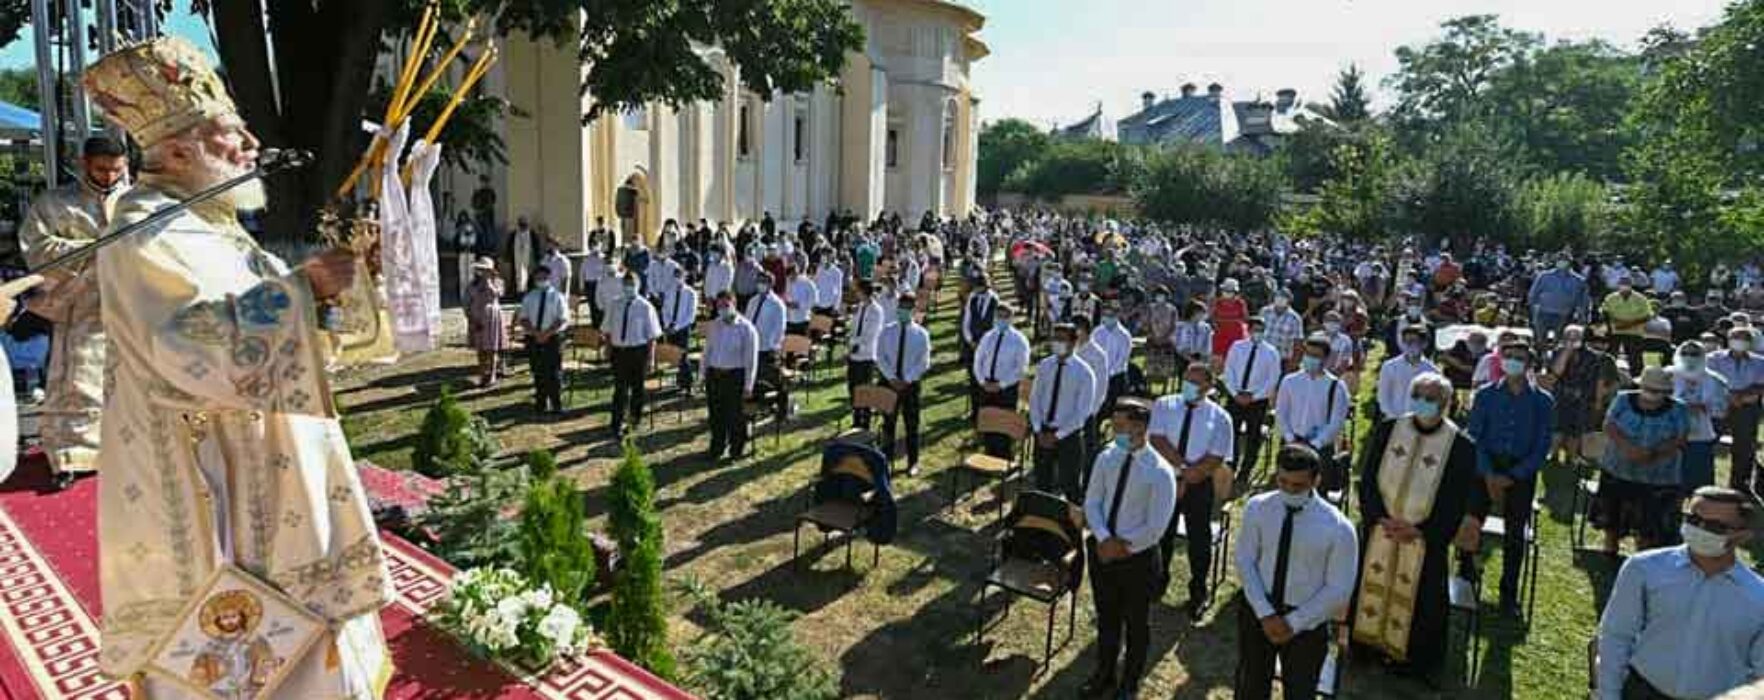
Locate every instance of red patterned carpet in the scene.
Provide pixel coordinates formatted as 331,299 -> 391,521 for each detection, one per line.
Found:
0,452 -> 692,700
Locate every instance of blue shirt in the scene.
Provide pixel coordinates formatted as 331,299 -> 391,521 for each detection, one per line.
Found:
1528,269 -> 1589,316
1466,380 -> 1555,480
1601,392 -> 1691,486
1597,546 -> 1764,700
1710,350 -> 1764,393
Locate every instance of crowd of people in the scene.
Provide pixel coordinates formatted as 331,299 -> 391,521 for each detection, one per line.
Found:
450,203 -> 1764,698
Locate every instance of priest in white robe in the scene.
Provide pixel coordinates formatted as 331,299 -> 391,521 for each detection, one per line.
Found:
84,37 -> 392,698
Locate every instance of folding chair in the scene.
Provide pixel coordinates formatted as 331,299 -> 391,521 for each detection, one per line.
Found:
974,490 -> 1085,669
947,407 -> 1030,522
564,326 -> 607,407
1479,499 -> 1543,627
840,385 -> 899,448
782,333 -> 817,386
1171,501 -> 1234,611
809,313 -> 837,367
1450,564 -> 1483,683
1572,432 -> 1608,550
647,343 -> 689,426
793,445 -> 887,571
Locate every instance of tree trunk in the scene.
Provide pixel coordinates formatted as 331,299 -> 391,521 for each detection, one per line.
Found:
207,0 -> 392,259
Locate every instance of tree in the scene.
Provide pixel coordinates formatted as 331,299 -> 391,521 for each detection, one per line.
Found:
181,0 -> 863,253
516,449 -> 596,605
1132,145 -> 1286,232
605,443 -> 674,678
1321,64 -> 1371,123
0,68 -> 36,110
678,578 -> 838,700
1514,172 -> 1612,251
976,119 -> 1051,200
1312,127 -> 1401,242
1387,15 -> 1540,143
1483,40 -> 1640,180
1389,122 -> 1526,252
411,386 -> 498,477
1004,139 -> 1143,200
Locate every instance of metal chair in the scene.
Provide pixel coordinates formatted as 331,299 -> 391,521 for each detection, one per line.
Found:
793,446 -> 887,571
564,326 -> 606,407
975,490 -> 1085,669
1572,432 -> 1608,550
647,343 -> 689,426
1171,501 -> 1234,611
1479,499 -> 1543,627
947,407 -> 1030,522
1450,568 -> 1483,683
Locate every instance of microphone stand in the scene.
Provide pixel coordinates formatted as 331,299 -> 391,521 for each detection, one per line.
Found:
30,149 -> 316,275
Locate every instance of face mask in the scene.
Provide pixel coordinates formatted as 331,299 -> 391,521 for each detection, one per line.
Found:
1734,340 -> 1753,353
1682,522 -> 1733,557
1278,490 -> 1313,510
1565,338 -> 1583,349
995,317 -> 1012,330
623,284 -> 638,296
1251,331 -> 1265,343
1412,398 -> 1442,420
1053,341 -> 1071,356
1680,357 -> 1706,373
1113,435 -> 1133,451
1274,301 -> 1289,311
538,279 -> 554,289
1403,341 -> 1422,358
1102,315 -> 1118,326
1557,260 -> 1570,271
1301,355 -> 1324,373
1154,295 -> 1168,304
718,306 -> 736,321
1501,358 -> 1527,376
1408,305 -> 1423,317
1181,380 -> 1203,403
897,309 -> 914,323
1468,342 -> 1487,354
1324,322 -> 1341,334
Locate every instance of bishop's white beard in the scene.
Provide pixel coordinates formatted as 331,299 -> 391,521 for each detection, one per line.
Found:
185,148 -> 267,213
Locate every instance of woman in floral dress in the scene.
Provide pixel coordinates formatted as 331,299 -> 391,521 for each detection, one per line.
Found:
466,257 -> 508,387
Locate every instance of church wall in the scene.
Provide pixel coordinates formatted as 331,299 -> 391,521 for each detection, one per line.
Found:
501,30 -> 589,251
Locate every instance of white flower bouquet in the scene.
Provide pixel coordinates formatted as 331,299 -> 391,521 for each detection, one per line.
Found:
435,567 -> 599,669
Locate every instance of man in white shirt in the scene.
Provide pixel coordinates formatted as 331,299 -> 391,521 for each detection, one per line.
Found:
700,291 -> 759,461
1093,301 -> 1135,418
1224,317 -> 1283,478
1378,324 -> 1441,420
961,275 -> 1002,419
877,293 -> 932,475
847,281 -> 885,431
1233,445 -> 1358,700
812,256 -> 844,318
541,242 -> 572,304
1277,335 -> 1352,493
1079,398 -> 1178,700
1150,362 -> 1237,612
516,265 -> 570,415
601,271 -> 662,439
593,259 -> 624,328
580,248 -> 607,323
703,244 -> 734,301
972,303 -> 1030,457
746,271 -> 789,417
1031,323 -> 1098,502
784,267 -> 818,337
1075,316 -> 1113,467
644,247 -> 677,304
658,266 -> 699,388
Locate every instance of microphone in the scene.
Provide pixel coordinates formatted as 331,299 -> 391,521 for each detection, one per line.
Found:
257,148 -> 315,171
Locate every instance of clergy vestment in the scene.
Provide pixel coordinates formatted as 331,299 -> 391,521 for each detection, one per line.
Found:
95,180 -> 392,698
1350,416 -> 1477,674
18,180 -> 125,476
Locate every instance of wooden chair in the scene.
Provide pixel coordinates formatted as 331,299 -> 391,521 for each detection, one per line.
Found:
947,407 -> 1031,522
839,385 -> 899,449
1478,498 -> 1543,627
647,343 -> 690,425
975,490 -> 1085,670
809,313 -> 837,366
793,450 -> 884,570
1016,376 -> 1035,412
782,333 -> 817,385
564,326 -> 607,407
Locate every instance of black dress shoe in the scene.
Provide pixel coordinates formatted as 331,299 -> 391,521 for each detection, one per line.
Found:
1115,685 -> 1139,700
1078,670 -> 1115,698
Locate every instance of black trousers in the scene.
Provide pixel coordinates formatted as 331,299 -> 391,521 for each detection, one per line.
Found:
1229,399 -> 1271,479
1234,595 -> 1330,700
666,329 -> 692,388
1613,333 -> 1646,378
1725,402 -> 1762,494
786,320 -> 810,337
1160,477 -> 1215,600
1621,667 -> 1677,700
1033,431 -> 1086,502
758,350 -> 789,417
880,381 -> 922,467
527,336 -> 563,411
848,359 -> 876,429
1090,546 -> 1161,691
585,281 -> 603,326
1104,373 -> 1127,420
975,384 -> 1020,457
1462,473 -> 1538,604
705,367 -> 748,458
609,346 -> 647,434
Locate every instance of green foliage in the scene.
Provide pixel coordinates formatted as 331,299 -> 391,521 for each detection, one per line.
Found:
1003,138 -> 1143,199
1132,145 -> 1286,232
977,119 -> 1052,199
605,443 -> 674,678
1311,127 -> 1401,242
676,578 -> 838,700
421,457 -> 530,569
1323,64 -> 1372,123
0,67 -> 36,111
1387,14 -> 1540,139
1514,172 -> 1612,252
1388,122 -> 1526,252
412,387 -> 499,478
1484,39 -> 1640,180
516,451 -> 596,604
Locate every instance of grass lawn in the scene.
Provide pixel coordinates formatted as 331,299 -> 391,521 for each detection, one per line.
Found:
334,270 -> 1724,699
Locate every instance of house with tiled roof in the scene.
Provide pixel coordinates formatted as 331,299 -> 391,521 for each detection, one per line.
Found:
1116,82 -> 1332,154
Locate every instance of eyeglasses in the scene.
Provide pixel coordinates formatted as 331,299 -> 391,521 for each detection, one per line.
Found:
1685,512 -> 1747,535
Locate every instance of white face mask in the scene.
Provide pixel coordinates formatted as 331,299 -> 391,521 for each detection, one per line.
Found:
1278,489 -> 1312,510
1733,339 -> 1752,353
1682,522 -> 1734,557
1052,341 -> 1071,356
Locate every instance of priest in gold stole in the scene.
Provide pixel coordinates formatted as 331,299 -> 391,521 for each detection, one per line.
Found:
83,38 -> 392,698
1351,372 -> 1477,680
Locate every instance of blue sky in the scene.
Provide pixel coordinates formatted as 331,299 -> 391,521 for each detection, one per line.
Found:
0,0 -> 1739,132
964,0 -> 1734,129
0,4 -> 214,68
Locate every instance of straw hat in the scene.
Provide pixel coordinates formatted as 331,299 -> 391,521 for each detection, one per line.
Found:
1638,367 -> 1673,393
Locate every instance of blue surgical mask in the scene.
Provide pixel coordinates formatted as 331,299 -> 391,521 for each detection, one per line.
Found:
1113,435 -> 1132,451
1501,358 -> 1527,376
897,309 -> 913,323
1302,355 -> 1323,373
1412,398 -> 1442,419
995,317 -> 1012,330
1180,380 -> 1202,403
